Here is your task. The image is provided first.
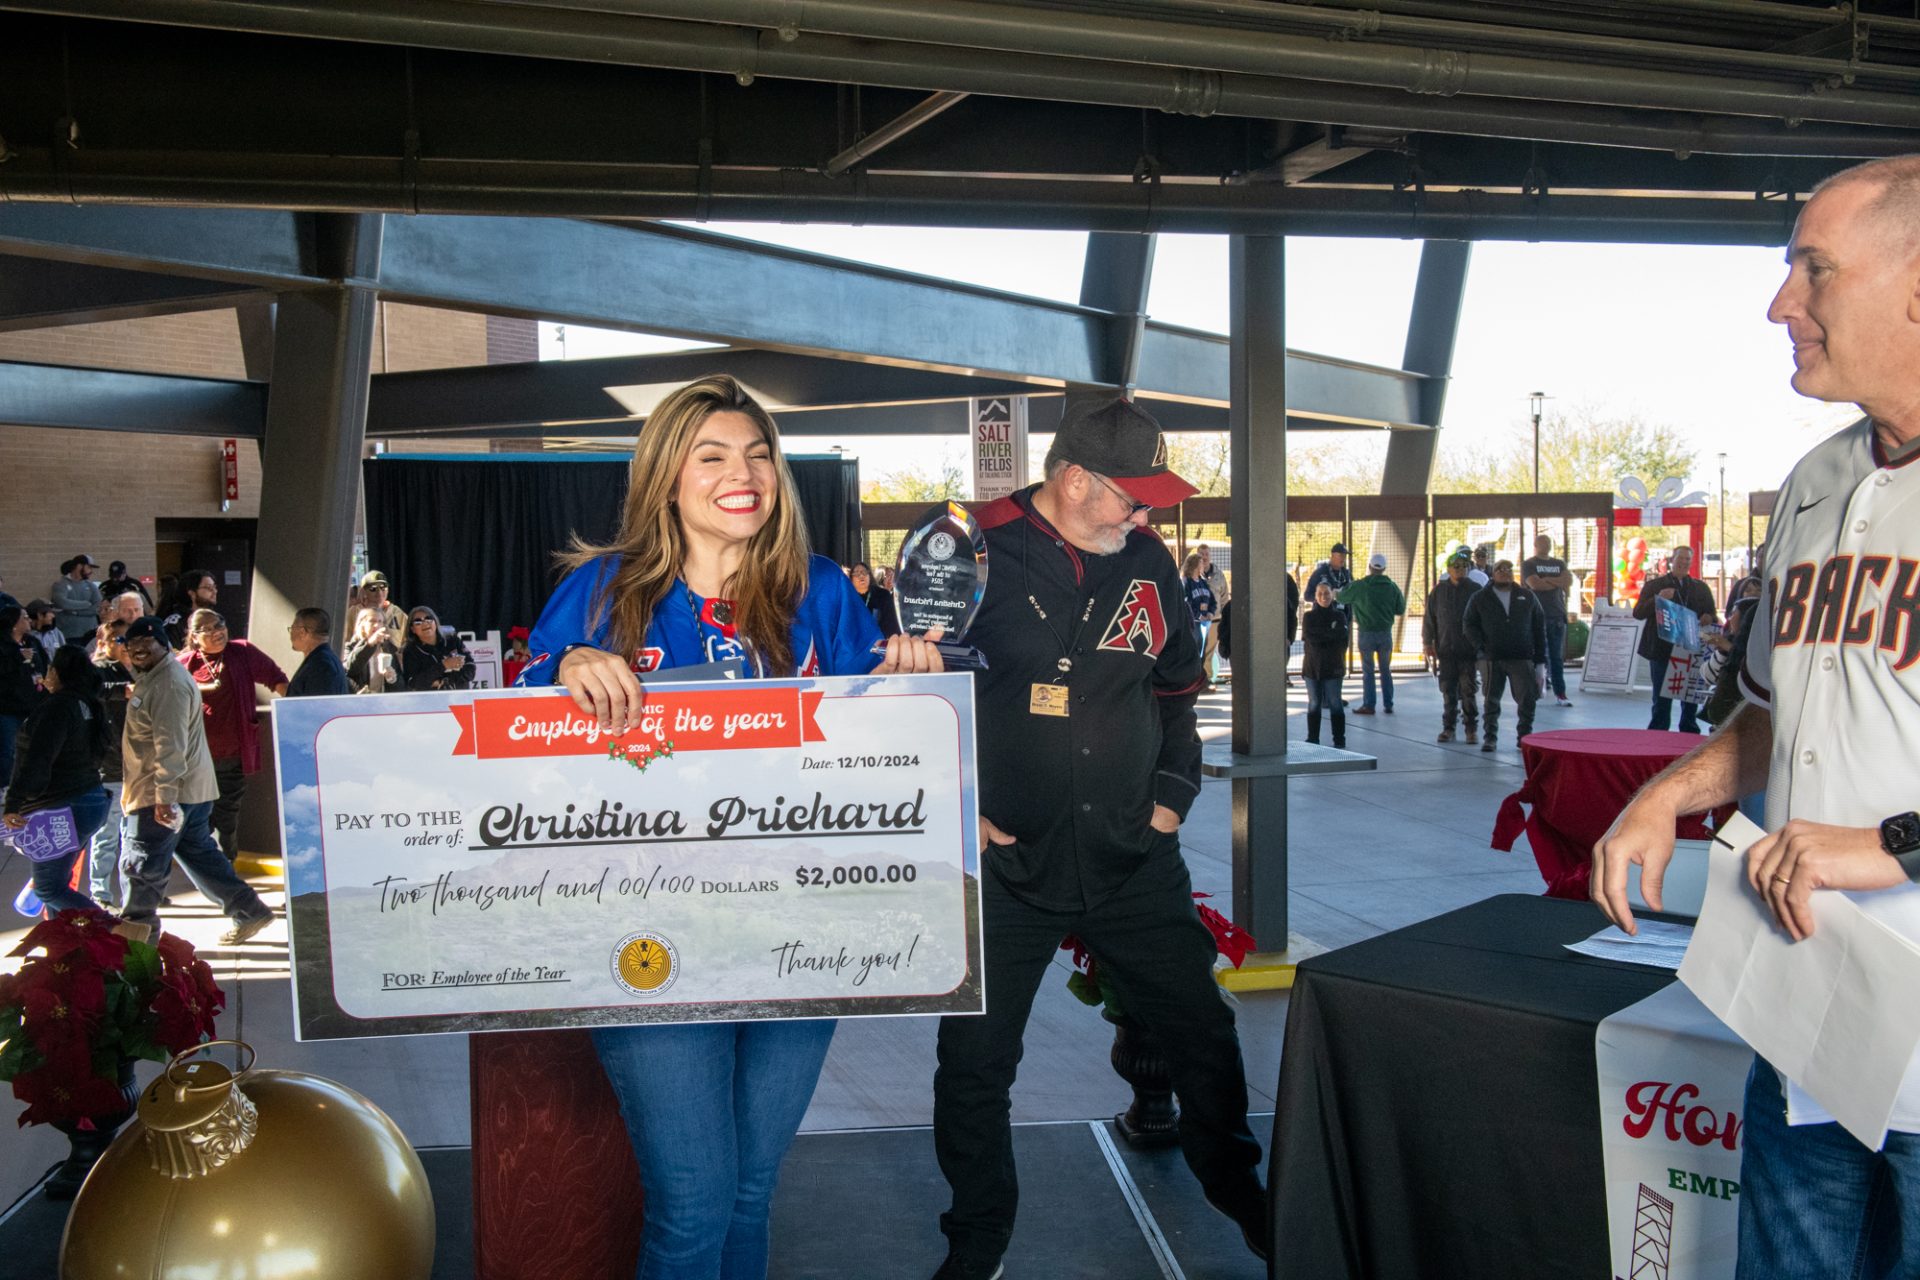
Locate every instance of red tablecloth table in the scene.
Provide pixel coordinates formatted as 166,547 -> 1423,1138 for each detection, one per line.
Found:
1491,728 -> 1732,900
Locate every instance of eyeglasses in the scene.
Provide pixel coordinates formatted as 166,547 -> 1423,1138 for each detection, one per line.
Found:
411,618 -> 435,626
1089,472 -> 1151,517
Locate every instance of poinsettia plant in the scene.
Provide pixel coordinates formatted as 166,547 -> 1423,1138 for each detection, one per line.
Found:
0,909 -> 225,1128
1064,893 -> 1257,1017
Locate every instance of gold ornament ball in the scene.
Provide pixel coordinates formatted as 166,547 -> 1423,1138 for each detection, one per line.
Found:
61,1055 -> 435,1280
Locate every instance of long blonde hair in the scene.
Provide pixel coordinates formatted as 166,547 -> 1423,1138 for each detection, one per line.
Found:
558,375 -> 812,674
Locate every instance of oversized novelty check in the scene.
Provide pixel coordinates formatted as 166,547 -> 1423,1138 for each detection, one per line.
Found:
272,674 -> 984,1040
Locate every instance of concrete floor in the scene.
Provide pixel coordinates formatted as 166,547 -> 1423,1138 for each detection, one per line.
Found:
1,667 -> 1654,1226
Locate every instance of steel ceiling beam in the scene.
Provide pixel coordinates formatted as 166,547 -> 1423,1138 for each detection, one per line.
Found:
0,204 -> 1441,409
0,257 -> 262,332
0,361 -> 266,437
365,349 -> 1049,436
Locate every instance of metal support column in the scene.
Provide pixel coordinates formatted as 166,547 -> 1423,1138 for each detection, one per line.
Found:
1061,231 -> 1158,426
1376,241 -> 1472,640
248,216 -> 382,669
1228,235 -> 1290,944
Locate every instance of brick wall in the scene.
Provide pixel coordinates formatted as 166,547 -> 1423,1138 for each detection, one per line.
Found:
0,303 -> 504,595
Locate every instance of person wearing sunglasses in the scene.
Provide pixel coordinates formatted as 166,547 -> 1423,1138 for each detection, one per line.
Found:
399,606 -> 474,692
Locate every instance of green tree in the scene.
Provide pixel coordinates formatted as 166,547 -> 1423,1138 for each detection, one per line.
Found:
861,462 -> 965,503
1165,434 -> 1231,496
1433,407 -> 1697,496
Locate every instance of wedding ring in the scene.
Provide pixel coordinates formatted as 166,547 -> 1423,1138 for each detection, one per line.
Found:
1773,875 -> 1792,885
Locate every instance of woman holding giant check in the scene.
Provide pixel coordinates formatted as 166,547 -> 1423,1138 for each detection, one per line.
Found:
518,374 -> 942,1280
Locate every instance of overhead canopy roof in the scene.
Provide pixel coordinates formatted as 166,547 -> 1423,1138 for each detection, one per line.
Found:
0,1 -> 1913,440
2,1 -> 1917,240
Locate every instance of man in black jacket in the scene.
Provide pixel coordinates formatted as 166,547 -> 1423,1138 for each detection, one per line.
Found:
1463,559 -> 1547,752
1632,544 -> 1720,733
1421,551 -> 1481,743
285,607 -> 350,697
931,398 -> 1266,1280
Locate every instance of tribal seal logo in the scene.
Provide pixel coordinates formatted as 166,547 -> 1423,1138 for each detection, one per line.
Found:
928,532 -> 956,561
1096,579 -> 1169,657
611,931 -> 680,997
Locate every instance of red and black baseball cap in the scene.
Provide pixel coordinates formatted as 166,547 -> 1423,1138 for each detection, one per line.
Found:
1052,397 -> 1197,509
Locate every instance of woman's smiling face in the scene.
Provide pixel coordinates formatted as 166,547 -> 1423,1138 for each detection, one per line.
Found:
674,410 -> 777,550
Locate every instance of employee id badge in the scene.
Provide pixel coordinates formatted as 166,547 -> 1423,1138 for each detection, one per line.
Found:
1029,682 -> 1070,717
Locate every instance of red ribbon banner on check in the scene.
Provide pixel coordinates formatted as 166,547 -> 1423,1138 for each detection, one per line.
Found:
449,689 -> 826,760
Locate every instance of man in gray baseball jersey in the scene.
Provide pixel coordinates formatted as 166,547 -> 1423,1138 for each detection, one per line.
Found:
1593,155 -> 1920,1279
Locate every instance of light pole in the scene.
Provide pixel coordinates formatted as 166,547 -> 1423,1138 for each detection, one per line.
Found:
1529,391 -> 1548,493
1717,451 -> 1728,601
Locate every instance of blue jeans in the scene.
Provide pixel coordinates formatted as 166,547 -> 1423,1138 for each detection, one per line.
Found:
1542,619 -> 1567,698
26,786 -> 112,916
86,781 -> 125,906
1356,629 -> 1393,709
1738,1057 -> 1920,1279
1304,676 -> 1342,714
1650,684 -> 1702,733
593,1018 -> 837,1279
120,800 -> 272,930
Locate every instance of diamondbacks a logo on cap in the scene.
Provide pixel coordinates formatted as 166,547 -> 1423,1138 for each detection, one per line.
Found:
1152,434 -> 1168,468
1097,580 -> 1169,657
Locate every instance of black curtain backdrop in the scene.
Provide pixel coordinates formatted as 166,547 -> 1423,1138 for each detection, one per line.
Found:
363,454 -> 862,635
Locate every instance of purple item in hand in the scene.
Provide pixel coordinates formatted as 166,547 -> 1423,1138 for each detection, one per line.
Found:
4,806 -> 79,862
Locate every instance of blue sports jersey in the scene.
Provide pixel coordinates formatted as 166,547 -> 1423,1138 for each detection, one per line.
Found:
516,553 -> 883,685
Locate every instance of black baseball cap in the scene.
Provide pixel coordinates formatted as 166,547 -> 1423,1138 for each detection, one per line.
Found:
1052,398 -> 1197,509
1330,542 -> 1350,555
124,617 -> 170,647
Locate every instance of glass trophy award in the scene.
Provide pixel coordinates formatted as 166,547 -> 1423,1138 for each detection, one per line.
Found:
882,499 -> 990,670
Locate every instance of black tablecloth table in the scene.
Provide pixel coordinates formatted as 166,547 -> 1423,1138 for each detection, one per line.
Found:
1269,893 -> 1692,1280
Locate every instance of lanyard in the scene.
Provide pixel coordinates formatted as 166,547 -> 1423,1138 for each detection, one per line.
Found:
1020,526 -> 1098,682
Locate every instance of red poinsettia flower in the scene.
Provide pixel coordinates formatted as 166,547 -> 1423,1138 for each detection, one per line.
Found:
11,1055 -> 130,1129
1191,893 -> 1257,968
21,982 -> 104,1045
152,971 -> 218,1051
12,909 -> 130,970
2,910 -> 225,1130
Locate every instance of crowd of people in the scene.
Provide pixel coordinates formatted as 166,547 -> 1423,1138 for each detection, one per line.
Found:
1,556 -> 474,935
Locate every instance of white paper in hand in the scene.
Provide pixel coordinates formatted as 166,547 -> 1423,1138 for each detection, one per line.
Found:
1678,812 -> 1920,1150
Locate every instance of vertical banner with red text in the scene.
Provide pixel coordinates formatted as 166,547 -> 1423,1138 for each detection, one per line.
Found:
969,396 -> 1027,503
1597,982 -> 1753,1280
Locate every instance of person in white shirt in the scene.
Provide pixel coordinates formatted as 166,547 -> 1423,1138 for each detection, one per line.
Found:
1593,154 -> 1920,1280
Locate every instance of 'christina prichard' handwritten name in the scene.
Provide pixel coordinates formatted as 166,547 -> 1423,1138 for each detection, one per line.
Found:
474,790 -> 928,848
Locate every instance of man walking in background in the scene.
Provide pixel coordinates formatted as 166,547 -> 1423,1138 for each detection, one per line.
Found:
1522,533 -> 1576,707
1463,559 -> 1546,752
118,617 -> 275,945
1340,552 -> 1406,715
1423,551 -> 1481,743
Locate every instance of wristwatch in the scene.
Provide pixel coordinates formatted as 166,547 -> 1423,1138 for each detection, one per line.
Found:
1882,812 -> 1920,881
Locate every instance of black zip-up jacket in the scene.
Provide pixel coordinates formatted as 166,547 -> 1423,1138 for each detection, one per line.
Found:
1421,576 -> 1481,660
970,487 -> 1204,912
0,639 -> 38,718
1301,602 -> 1350,679
1633,572 -> 1719,669
402,636 -> 475,692
5,690 -> 103,813
95,658 -> 134,785
1463,583 -> 1547,662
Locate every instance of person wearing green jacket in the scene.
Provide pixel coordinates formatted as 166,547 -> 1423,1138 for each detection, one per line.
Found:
1339,553 -> 1407,714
